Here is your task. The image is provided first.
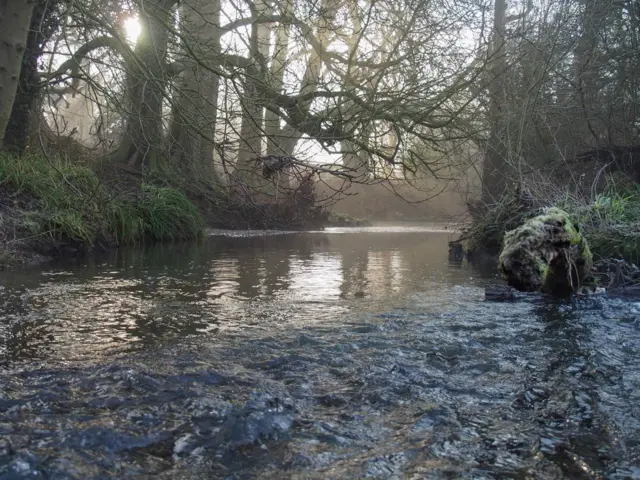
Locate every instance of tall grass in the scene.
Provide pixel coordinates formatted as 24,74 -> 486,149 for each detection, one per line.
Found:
105,200 -> 144,245
0,153 -> 101,243
139,184 -> 205,241
0,153 -> 205,247
572,181 -> 640,261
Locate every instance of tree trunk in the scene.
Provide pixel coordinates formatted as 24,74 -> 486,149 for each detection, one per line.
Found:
481,0 -> 533,203
236,0 -> 272,188
5,0 -> 60,153
481,0 -> 508,204
265,0 -> 293,157
573,0 -> 608,144
111,0 -> 174,172
0,0 -> 35,146
170,0 -> 221,182
341,0 -> 370,181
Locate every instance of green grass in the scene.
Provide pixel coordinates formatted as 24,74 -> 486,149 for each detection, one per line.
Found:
569,180 -> 640,262
105,199 -> 144,245
0,152 -> 205,247
139,184 -> 205,241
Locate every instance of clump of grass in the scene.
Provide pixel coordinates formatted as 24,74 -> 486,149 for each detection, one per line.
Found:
571,179 -> 640,262
0,152 -> 104,244
45,211 -> 94,244
0,152 -> 205,248
138,184 -> 206,241
105,199 -> 145,245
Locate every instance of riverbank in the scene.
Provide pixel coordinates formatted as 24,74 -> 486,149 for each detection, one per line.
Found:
458,177 -> 640,290
0,153 -> 373,270
0,153 -> 211,270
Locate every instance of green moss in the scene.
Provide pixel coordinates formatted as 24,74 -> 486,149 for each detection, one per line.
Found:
498,208 -> 593,295
538,260 -> 549,283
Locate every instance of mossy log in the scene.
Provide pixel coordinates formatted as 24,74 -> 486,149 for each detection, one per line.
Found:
498,208 -> 593,295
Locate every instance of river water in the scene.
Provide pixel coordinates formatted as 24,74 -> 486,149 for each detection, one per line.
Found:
0,225 -> 639,479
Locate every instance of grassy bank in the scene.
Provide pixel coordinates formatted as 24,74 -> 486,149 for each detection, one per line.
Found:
462,175 -> 640,263
0,153 -> 205,268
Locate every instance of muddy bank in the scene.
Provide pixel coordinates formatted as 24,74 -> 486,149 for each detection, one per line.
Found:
0,195 -> 107,271
0,194 -> 77,270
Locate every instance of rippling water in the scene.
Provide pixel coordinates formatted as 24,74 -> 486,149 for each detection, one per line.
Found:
0,226 -> 639,479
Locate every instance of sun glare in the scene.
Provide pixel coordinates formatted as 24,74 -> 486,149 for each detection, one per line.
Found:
124,16 -> 141,43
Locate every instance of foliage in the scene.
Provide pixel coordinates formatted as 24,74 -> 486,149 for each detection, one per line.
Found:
0,153 -> 205,247
570,181 -> 640,262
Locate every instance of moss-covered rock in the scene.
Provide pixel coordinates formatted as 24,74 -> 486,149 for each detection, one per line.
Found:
498,207 -> 593,295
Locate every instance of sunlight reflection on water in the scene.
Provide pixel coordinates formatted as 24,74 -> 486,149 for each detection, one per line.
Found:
0,225 -> 487,363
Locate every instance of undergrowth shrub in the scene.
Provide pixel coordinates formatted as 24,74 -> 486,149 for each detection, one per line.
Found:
105,200 -> 144,245
138,184 -> 205,241
0,153 -> 205,247
463,174 -> 640,262
462,189 -> 540,255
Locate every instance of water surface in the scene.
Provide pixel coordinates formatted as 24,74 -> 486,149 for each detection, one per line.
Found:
0,226 -> 638,479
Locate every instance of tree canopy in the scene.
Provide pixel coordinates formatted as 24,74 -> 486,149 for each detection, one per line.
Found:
0,0 -> 638,206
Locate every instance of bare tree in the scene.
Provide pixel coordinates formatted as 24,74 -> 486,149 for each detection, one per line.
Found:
41,0 -> 488,201
0,0 -> 36,145
481,0 -> 532,203
169,0 -> 222,180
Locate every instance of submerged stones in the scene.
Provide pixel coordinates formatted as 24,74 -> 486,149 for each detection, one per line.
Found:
498,208 -> 593,295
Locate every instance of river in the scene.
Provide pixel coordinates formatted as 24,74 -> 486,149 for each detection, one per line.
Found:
0,225 -> 638,479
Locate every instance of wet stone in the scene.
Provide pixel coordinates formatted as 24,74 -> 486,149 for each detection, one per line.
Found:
216,393 -> 297,449
363,452 -> 408,478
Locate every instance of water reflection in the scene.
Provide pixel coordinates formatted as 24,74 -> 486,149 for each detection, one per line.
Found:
0,227 -> 481,363
2,228 -> 640,478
